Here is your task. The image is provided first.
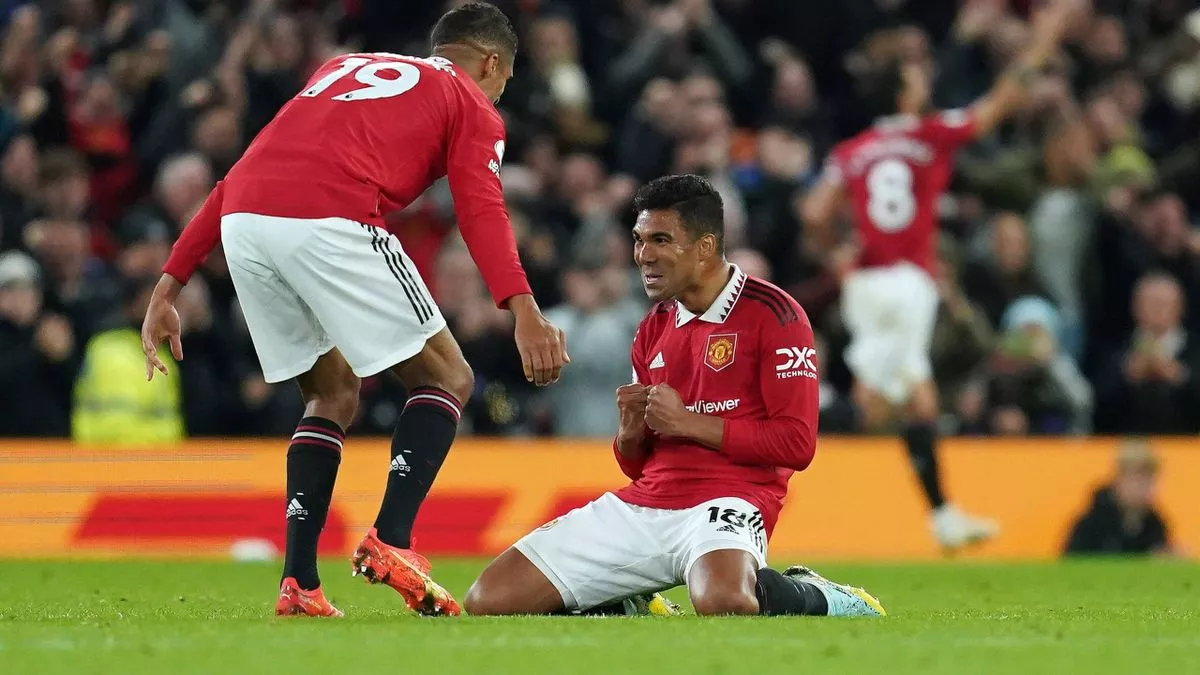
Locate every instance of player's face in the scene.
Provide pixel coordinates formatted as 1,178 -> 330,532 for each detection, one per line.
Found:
899,63 -> 931,114
632,209 -> 702,302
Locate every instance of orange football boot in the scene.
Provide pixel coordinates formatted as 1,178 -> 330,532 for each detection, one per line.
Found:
350,528 -> 461,616
275,577 -> 343,617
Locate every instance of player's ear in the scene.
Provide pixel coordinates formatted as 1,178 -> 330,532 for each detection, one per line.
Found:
484,52 -> 501,79
697,232 -> 719,261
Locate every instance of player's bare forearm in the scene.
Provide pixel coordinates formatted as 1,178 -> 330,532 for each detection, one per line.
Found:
505,293 -> 539,316
973,1 -> 1073,136
152,274 -> 184,304
973,63 -> 1042,137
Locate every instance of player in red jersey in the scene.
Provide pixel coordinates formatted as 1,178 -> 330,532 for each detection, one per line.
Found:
463,175 -> 884,617
139,3 -> 569,618
802,1 -> 1080,551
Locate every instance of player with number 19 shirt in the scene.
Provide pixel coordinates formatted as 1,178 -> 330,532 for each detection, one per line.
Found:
141,3 -> 570,620
165,52 -> 526,306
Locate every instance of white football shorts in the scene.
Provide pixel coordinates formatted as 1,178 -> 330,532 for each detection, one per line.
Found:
221,212 -> 446,383
514,493 -> 768,611
841,261 -> 939,404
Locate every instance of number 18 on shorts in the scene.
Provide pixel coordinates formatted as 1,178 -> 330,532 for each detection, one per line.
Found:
514,494 -> 768,611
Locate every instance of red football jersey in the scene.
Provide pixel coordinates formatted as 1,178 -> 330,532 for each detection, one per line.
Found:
613,267 -> 819,536
163,53 -> 530,307
824,110 -> 977,275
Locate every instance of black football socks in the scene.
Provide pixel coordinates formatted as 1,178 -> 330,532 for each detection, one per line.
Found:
282,417 -> 344,591
755,568 -> 829,616
902,422 -> 946,509
372,387 -> 463,549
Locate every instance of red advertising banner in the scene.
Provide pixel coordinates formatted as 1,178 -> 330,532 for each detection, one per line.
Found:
0,437 -> 1195,560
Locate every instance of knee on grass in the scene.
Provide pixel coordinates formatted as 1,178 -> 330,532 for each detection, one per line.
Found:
690,587 -> 760,616
463,579 -> 517,616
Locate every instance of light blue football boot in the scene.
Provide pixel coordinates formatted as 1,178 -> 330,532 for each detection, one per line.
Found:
783,566 -> 887,617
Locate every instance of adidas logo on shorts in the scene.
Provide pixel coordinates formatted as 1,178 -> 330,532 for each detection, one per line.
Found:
715,524 -> 739,534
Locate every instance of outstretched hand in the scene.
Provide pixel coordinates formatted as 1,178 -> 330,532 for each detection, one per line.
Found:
510,294 -> 570,386
141,276 -> 185,381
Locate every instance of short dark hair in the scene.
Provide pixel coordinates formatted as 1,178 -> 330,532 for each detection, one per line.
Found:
633,174 -> 725,252
860,58 -> 905,118
430,2 -> 518,61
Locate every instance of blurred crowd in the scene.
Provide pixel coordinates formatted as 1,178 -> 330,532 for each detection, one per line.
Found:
1,0 -> 1199,444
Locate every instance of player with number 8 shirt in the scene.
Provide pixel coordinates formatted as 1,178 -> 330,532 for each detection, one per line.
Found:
803,0 -> 1085,551
139,3 -> 569,618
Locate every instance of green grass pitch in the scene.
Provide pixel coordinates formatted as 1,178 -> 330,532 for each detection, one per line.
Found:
0,559 -> 1197,674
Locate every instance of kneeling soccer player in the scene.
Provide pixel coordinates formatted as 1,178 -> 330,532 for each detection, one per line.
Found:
465,175 -> 885,617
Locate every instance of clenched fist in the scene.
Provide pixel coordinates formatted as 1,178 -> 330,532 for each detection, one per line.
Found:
645,383 -> 690,437
615,383 -> 649,442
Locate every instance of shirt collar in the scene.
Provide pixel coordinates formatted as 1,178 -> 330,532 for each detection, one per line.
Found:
675,265 -> 747,328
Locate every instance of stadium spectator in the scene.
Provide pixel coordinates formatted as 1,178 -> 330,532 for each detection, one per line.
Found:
425,240 -> 533,436
739,125 -> 813,284
152,152 -> 215,232
1095,273 -> 1200,434
962,296 -> 1092,435
614,76 -> 692,184
113,211 -> 171,280
0,0 -> 1195,442
759,44 -> 835,158
963,212 -> 1052,329
189,107 -> 243,178
0,126 -> 38,250
35,148 -> 92,225
69,71 -> 140,228
25,217 -> 117,342
1064,440 -> 1176,557
726,247 -> 771,282
541,259 -> 645,437
0,250 -> 74,436
929,236 -> 994,433
1028,103 -> 1096,360
73,275 -> 184,446
504,13 -> 603,150
605,0 -> 753,114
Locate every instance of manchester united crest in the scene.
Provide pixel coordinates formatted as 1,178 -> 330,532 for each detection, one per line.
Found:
704,334 -> 738,372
